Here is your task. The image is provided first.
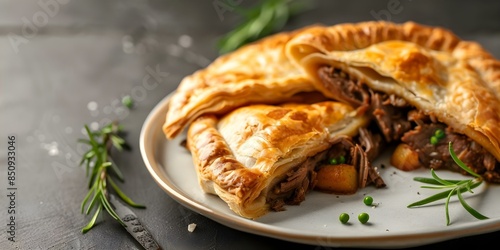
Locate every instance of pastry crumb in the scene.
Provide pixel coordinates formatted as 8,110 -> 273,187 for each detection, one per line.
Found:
188,223 -> 197,232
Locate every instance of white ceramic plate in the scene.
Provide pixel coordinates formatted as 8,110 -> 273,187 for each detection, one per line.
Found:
140,95 -> 500,248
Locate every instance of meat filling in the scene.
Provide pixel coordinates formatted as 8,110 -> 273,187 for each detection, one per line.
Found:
318,65 -> 500,183
268,134 -> 386,212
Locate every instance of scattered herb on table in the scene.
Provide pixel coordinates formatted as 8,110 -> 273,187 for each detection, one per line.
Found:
217,0 -> 314,54
408,142 -> 489,225
122,95 -> 134,109
79,121 -> 145,233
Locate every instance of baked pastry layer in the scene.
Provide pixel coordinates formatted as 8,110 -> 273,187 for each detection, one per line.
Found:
163,27 -> 317,139
284,22 -> 500,182
286,22 -> 500,164
186,101 -> 370,219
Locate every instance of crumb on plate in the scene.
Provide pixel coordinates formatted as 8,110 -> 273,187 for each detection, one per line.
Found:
188,223 -> 197,232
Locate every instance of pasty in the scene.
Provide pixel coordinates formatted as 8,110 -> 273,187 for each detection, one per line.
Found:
287,21 -> 500,182
186,101 -> 384,219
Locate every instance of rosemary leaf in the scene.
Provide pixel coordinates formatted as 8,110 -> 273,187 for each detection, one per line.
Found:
79,121 -> 145,233
82,204 -> 102,234
217,0 -> 311,54
430,169 -> 457,186
418,185 -> 452,190
408,141 -> 488,225
413,177 -> 442,185
101,125 -> 113,135
101,162 -> 112,169
448,142 -> 481,178
100,194 -> 124,226
84,150 -> 96,161
457,190 -> 489,220
408,180 -> 482,207
85,189 -> 101,215
445,187 -> 454,225
414,176 -> 471,185
408,188 -> 454,207
110,135 -> 124,151
84,125 -> 98,147
108,157 -> 124,181
81,185 -> 96,214
88,161 -> 100,188
108,176 -> 146,208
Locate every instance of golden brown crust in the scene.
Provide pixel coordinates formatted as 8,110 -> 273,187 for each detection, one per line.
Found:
286,21 -> 460,60
187,114 -> 267,217
163,27 -> 317,139
285,21 -> 500,162
453,41 -> 500,97
187,101 -> 369,218
164,21 -> 500,141
287,21 -> 500,95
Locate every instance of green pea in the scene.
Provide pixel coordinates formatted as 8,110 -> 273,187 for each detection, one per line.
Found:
329,158 -> 338,165
122,95 -> 134,109
339,213 -> 350,224
363,196 -> 373,206
435,129 -> 445,139
358,212 -> 369,224
338,155 -> 346,164
430,136 -> 438,145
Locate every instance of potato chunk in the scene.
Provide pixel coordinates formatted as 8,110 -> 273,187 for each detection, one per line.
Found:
391,143 -> 421,171
315,164 -> 358,194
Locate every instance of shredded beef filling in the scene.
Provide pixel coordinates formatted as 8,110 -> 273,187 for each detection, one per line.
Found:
268,135 -> 385,212
401,121 -> 499,182
318,65 -> 500,183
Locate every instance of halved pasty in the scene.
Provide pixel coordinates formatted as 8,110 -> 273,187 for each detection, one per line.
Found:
186,101 -> 384,219
286,22 -> 500,182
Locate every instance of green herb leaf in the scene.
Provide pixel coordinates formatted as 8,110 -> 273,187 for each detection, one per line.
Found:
107,157 -> 124,181
445,187 -> 454,225
122,95 -> 134,109
81,185 -> 96,214
430,169 -> 457,186
408,188 -> 455,207
457,190 -> 489,220
108,176 -> 146,208
78,121 -> 145,233
448,142 -> 481,178
408,141 -> 488,225
82,204 -> 102,234
85,189 -> 101,215
217,0 -> 313,54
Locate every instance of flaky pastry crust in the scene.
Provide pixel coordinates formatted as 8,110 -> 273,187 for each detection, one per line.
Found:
187,101 -> 368,219
163,27 -> 317,139
163,21 -> 500,145
285,21 -> 500,162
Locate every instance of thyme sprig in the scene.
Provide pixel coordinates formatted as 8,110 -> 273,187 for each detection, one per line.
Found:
79,122 -> 145,233
217,0 -> 313,54
408,142 -> 489,225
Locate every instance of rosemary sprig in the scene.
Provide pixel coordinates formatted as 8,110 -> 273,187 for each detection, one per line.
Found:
217,0 -> 313,54
79,122 -> 145,233
408,142 -> 489,225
